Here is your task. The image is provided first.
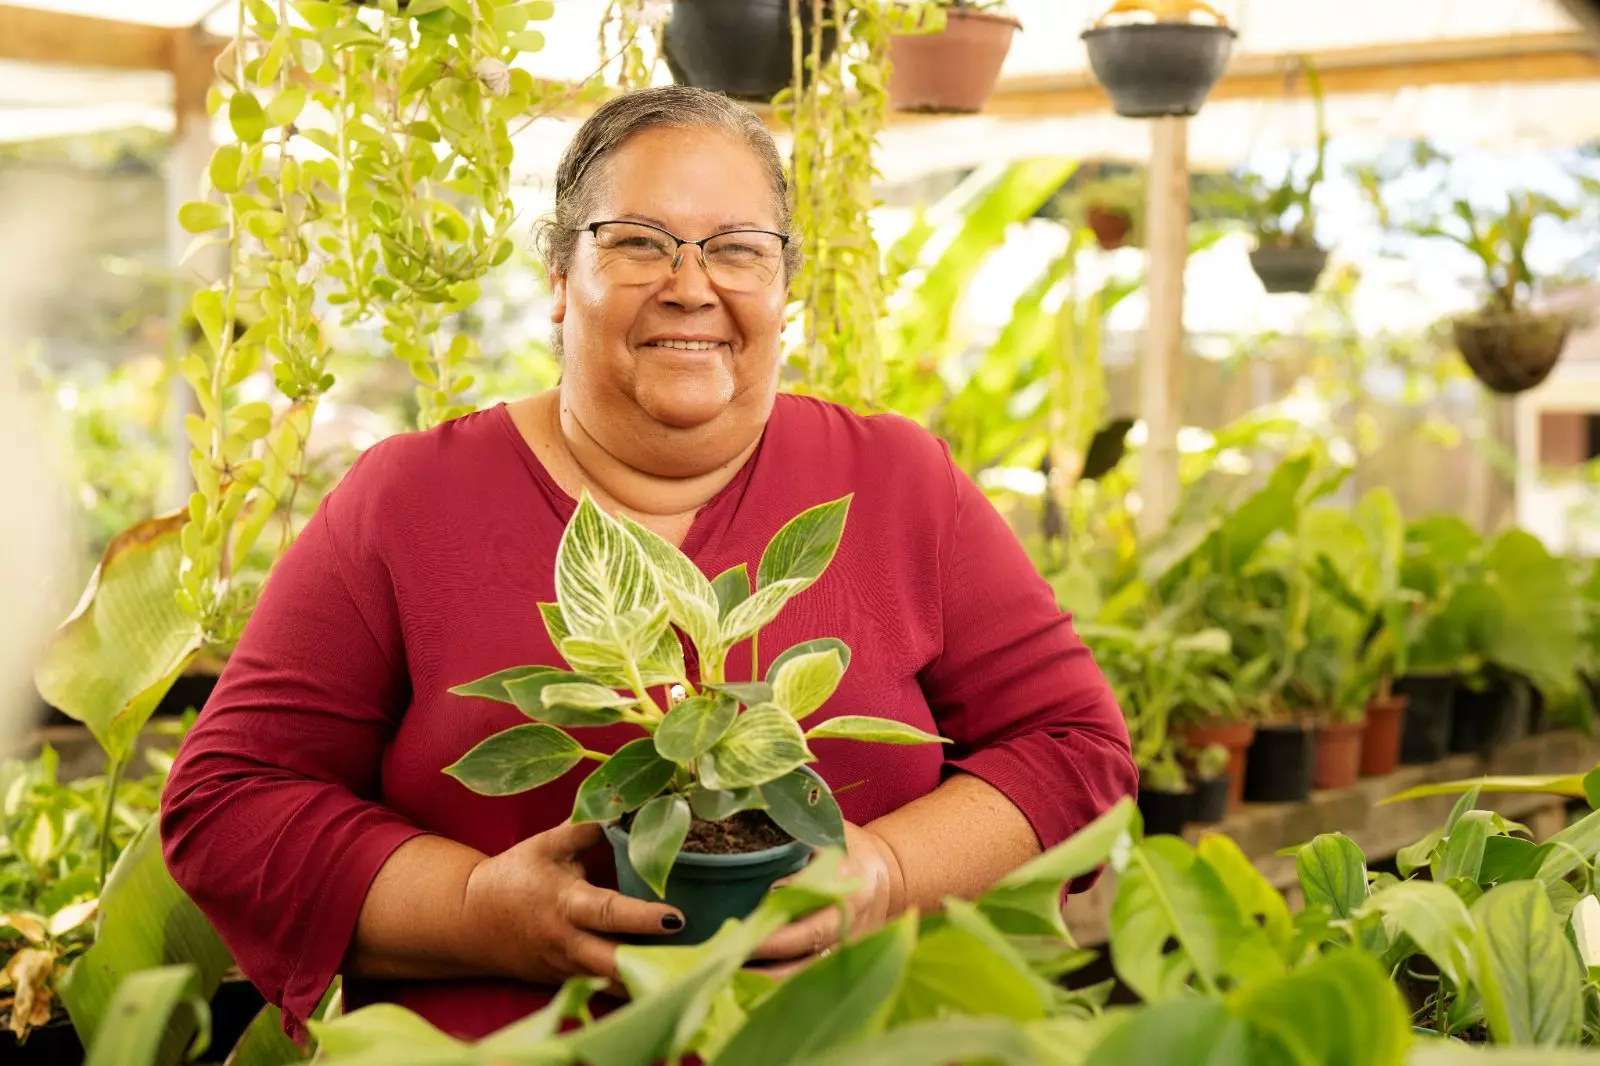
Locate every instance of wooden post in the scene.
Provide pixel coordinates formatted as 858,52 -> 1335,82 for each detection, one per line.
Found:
1137,117 -> 1189,536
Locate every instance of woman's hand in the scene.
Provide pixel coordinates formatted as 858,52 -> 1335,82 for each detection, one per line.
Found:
463,820 -> 685,985
747,821 -> 906,976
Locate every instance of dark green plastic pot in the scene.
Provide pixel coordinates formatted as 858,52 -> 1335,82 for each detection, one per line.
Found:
604,823 -> 811,946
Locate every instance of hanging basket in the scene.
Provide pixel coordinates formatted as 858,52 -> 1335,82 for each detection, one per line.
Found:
661,0 -> 836,102
1087,204 -> 1135,249
1249,242 -> 1329,295
1452,310 -> 1570,395
887,8 -> 1021,114
1080,20 -> 1236,118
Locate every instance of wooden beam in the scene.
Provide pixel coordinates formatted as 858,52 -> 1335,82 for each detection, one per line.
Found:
0,4 -> 182,72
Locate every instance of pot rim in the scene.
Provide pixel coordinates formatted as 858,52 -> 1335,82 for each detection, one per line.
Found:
603,821 -> 810,868
1081,21 -> 1238,41
941,6 -> 1023,30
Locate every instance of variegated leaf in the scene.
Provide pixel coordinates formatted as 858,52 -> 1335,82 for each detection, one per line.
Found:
756,495 -> 851,589
697,704 -> 813,791
720,578 -> 808,649
619,514 -> 722,656
772,649 -> 844,720
555,491 -> 664,638
654,695 -> 738,764
804,716 -> 947,746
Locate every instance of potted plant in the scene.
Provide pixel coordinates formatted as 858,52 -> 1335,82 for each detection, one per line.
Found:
887,1 -> 1022,114
1043,165 -> 1146,250
1080,0 -> 1237,119
661,0 -> 836,102
1186,741 -> 1230,823
1134,746 -> 1192,836
445,492 -> 945,943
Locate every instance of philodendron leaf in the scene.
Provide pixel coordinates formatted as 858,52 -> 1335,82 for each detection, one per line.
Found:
805,716 -> 947,746
444,724 -> 584,796
756,495 -> 852,589
572,739 -> 677,824
629,795 -> 691,899
697,705 -> 812,791
1434,815 -> 1488,884
555,490 -> 664,638
505,673 -> 633,726
1357,880 -> 1476,990
619,514 -> 721,657
1479,835 -> 1554,885
1397,827 -> 1443,878
541,682 -> 637,711
1295,834 -> 1368,920
766,637 -> 852,685
1084,998 -> 1251,1066
539,602 -> 570,646
449,665 -> 567,706
82,964 -> 210,1066
688,786 -> 767,822
1232,948 -> 1410,1066
654,696 -> 737,764
703,681 -> 774,707
711,564 -> 751,619
760,769 -> 844,848
1471,880 -> 1584,1046
720,579 -> 809,649
1195,833 -> 1294,954
772,649 -> 845,720
1444,785 -> 1482,836
790,1019 -> 1032,1066
977,797 -> 1136,938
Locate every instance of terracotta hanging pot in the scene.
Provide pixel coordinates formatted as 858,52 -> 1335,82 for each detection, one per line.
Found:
888,6 -> 1021,114
1086,204 -> 1134,250
1081,5 -> 1237,119
1452,310 -> 1570,395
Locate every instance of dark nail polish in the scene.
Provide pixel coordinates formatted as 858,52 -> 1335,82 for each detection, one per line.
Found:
661,913 -> 684,931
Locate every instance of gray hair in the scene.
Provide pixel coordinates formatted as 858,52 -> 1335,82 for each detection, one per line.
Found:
532,85 -> 801,282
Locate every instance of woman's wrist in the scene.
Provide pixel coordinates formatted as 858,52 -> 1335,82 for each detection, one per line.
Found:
862,822 -> 910,917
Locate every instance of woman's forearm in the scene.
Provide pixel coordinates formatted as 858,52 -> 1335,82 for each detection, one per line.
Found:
864,772 -> 1040,914
345,834 -> 498,980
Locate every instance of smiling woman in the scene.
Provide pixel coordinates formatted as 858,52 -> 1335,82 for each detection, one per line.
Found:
157,85 -> 1137,1044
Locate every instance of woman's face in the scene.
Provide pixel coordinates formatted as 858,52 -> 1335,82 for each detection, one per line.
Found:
550,125 -> 789,448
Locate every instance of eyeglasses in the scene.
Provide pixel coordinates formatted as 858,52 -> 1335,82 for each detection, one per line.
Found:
575,220 -> 789,293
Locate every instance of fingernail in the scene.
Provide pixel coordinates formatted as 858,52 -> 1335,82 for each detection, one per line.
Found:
661,913 -> 684,931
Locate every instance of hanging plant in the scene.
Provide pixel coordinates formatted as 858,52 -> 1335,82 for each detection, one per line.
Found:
661,0 -> 838,102
1080,0 -> 1237,119
886,0 -> 1021,115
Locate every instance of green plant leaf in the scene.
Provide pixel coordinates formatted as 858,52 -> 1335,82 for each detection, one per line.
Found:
1397,827 -> 1443,878
536,681 -> 637,722
477,976 -> 606,1054
756,495 -> 851,589
555,491 -> 664,639
1195,833 -> 1295,954
716,914 -> 915,1064
1384,774 -> 1588,804
448,665 -> 568,706
711,563 -> 751,619
83,965 -> 210,1066
1479,835 -> 1553,884
572,739 -> 676,823
758,769 -> 843,848
628,794 -> 691,899
766,637 -> 852,685
772,649 -> 845,720
687,785 -> 767,821
654,696 -> 737,764
265,85 -> 306,127
977,797 -> 1136,938
790,1019 -> 1032,1066
1357,879 -> 1476,989
1084,998 -> 1251,1066
178,200 -> 228,233
1232,948 -> 1410,1066
1471,880 -> 1584,1045
1535,807 -> 1600,885
697,705 -> 812,791
893,920 -> 1048,1025
804,715 -> 947,746
720,578 -> 808,649
60,822 -> 230,1062
702,681 -> 774,707
1295,834 -> 1368,920
443,724 -> 583,796
311,1003 -> 463,1055
619,514 -> 722,658
226,1003 -> 313,1066
229,91 -> 267,142
539,601 -> 570,646
208,143 -> 242,192
33,513 -> 203,764
1444,785 -> 1482,835
1435,815 -> 1489,884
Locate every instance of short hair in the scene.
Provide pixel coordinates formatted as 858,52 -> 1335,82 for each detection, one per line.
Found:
532,85 -> 800,282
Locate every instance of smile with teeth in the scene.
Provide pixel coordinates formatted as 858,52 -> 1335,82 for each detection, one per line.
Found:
644,339 -> 726,350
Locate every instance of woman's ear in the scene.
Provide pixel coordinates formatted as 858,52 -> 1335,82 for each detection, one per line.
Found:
548,267 -> 566,324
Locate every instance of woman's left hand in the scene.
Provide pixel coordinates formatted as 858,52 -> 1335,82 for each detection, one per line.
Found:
747,820 -> 905,975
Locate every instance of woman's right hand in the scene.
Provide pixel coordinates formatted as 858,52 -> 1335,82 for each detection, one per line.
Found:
463,820 -> 685,985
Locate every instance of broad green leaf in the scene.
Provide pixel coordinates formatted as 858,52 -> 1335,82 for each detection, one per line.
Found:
1358,880 -> 1476,989
443,724 -> 583,796
539,601 -> 570,646
688,785 -> 767,821
1196,833 -> 1294,953
940,899 -> 1059,1009
83,965 -> 210,1066
619,514 -> 721,656
60,823 -> 230,1062
702,681 -> 773,707
477,977 -> 606,1053
978,797 -> 1136,938
716,914 -> 914,1064
572,739 -> 676,823
312,1004 -> 463,1055
894,922 -> 1047,1025
1444,785 -> 1482,836
1435,816 -> 1488,884
697,705 -> 812,791
1480,836 -> 1553,884
1084,998 -> 1251,1066
766,637 -> 852,685
654,696 -> 736,764
1397,827 -> 1443,878
628,794 -> 691,898
449,665 -> 559,705
711,563 -> 750,619
1585,766 -> 1600,809
790,1019 -> 1032,1066
1384,775 -> 1588,804
804,715 -> 947,745
538,681 -> 637,716
555,491 -> 664,639
772,649 -> 845,720
1471,880 -> 1584,1045
720,578 -> 808,648
759,769 -> 844,848
756,495 -> 851,589
1233,948 -> 1410,1066
1295,834 -> 1368,919
229,91 -> 267,141
226,1003 -> 313,1066
1536,807 -> 1600,885
33,512 -> 203,764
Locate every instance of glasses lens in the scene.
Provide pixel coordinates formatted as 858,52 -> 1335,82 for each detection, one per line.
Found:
703,231 -> 784,291
590,223 -> 782,291
592,222 -> 674,283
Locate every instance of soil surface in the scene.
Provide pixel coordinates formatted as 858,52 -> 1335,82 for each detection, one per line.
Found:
680,809 -> 793,855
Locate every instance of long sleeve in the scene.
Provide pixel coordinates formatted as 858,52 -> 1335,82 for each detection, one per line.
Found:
159,460 -> 425,1041
919,450 -> 1136,891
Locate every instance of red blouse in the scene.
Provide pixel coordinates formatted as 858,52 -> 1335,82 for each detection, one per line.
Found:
159,394 -> 1135,1042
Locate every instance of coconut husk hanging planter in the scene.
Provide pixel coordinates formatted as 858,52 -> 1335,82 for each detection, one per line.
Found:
1249,242 -> 1329,294
662,0 -> 836,102
888,6 -> 1021,114
1452,309 -> 1570,394
1081,2 -> 1237,119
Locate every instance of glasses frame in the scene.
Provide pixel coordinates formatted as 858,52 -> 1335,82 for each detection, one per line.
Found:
575,219 -> 791,288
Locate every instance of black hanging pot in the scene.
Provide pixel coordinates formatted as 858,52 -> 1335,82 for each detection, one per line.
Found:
1242,722 -> 1315,804
661,0 -> 837,102
1453,311 -> 1569,395
1080,20 -> 1236,119
1249,243 -> 1329,295
1395,674 -> 1456,765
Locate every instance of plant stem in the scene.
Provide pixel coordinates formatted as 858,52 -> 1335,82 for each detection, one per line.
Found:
751,630 -> 760,683
98,753 -> 126,890
580,749 -> 611,763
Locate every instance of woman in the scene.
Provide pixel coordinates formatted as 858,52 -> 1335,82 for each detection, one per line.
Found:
160,85 -> 1135,1044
